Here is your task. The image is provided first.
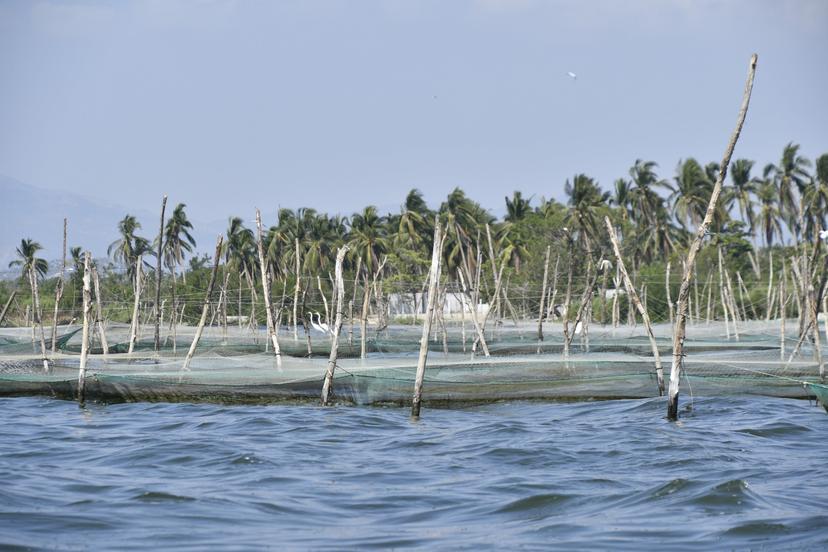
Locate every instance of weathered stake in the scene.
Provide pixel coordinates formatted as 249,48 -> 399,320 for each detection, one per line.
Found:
182,237 -> 223,371
78,252 -> 92,404
668,53 -> 757,420
411,222 -> 443,418
51,218 -> 67,354
154,195 -> 167,351
255,209 -> 281,358
605,218 -> 664,395
321,246 -> 350,405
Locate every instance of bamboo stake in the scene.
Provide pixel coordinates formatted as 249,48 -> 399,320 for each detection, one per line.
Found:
183,237 -> 223,371
321,245 -> 349,405
154,195 -> 167,351
605,218 -> 664,395
255,209 -> 281,358
51,218 -> 67,354
318,275 -> 330,326
0,291 -> 16,327
766,250 -> 774,321
668,53 -> 757,420
349,256 -> 362,346
706,273 -> 713,325
293,237 -> 301,341
128,257 -> 143,354
411,222 -> 443,418
718,248 -> 731,339
457,269 -> 490,357
29,266 -> 49,371
90,263 -> 109,356
737,271 -> 756,320
780,273 -> 786,360
360,270 -> 370,359
77,252 -> 92,404
537,245 -> 550,342
666,261 -> 674,325
562,239 -> 574,357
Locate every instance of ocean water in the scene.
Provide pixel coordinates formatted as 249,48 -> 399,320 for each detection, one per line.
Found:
1,396 -> 827,550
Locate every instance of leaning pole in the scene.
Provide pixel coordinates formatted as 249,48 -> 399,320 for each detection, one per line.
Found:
668,53 -> 758,420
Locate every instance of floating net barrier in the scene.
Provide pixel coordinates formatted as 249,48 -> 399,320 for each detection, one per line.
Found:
0,319 -> 824,406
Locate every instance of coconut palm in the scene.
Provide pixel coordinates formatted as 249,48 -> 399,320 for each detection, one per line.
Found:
764,142 -> 812,237
349,206 -> 389,274
108,215 -> 151,282
395,189 -> 433,251
628,159 -> 671,224
726,159 -> 758,231
504,191 -> 532,223
9,239 -> 49,361
755,178 -> 783,248
161,203 -> 196,322
671,158 -> 710,231
564,173 -> 610,251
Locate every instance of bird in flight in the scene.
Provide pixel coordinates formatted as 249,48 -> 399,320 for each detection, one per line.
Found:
567,71 -> 577,80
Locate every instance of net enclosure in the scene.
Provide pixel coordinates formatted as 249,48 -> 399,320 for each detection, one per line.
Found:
1,320 -> 824,407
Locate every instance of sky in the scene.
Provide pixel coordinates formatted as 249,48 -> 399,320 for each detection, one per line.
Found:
1,0 -> 826,225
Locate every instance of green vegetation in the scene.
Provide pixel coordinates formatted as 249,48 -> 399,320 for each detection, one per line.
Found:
2,144 -> 827,329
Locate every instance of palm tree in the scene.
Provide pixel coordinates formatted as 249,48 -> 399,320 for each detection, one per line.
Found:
564,173 -> 610,251
108,215 -> 151,282
395,189 -> 433,251
225,217 -> 257,324
756,178 -> 783,248
628,159 -> 671,223
162,203 -> 196,325
9,239 -> 49,365
671,158 -> 711,231
764,142 -> 812,238
349,206 -> 389,274
504,191 -> 532,223
726,159 -> 758,232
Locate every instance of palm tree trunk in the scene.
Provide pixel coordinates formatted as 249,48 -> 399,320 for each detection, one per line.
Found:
360,270 -> 370,359
154,195 -> 167,351
537,245 -> 550,342
255,210 -> 281,357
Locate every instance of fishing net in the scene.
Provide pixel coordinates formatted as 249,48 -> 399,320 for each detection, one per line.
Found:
0,319 -> 823,405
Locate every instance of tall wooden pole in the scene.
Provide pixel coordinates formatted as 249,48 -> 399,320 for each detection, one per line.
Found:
78,252 -> 92,404
321,245 -> 349,405
255,209 -> 281,357
90,263 -> 109,356
128,256 -> 143,354
183,237 -> 223,371
668,53 -> 757,420
0,291 -> 16,327
605,217 -> 664,395
537,245 -> 551,341
154,195 -> 167,351
293,238 -> 301,341
411,222 -> 443,418
51,218 -> 67,354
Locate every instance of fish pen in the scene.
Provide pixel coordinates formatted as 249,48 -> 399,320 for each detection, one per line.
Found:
0,320 -> 825,408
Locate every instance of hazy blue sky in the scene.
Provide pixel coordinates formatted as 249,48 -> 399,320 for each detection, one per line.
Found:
1,0 -> 826,223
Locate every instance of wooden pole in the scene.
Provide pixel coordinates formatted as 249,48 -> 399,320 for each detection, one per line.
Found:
537,245 -> 550,341
90,263 -> 109,356
0,291 -> 16,327
666,261 -> 674,325
183,237 -> 223,371
562,238 -> 574,357
255,209 -> 281,358
668,53 -> 757,420
77,252 -> 92,404
51,218 -> 67,354
128,256 -> 143,354
321,246 -> 350,405
293,237 -> 301,341
360,270 -> 370,359
29,264 -> 49,372
718,248 -> 731,339
766,251 -> 774,321
605,217 -> 664,395
154,195 -> 167,351
411,222 -> 443,418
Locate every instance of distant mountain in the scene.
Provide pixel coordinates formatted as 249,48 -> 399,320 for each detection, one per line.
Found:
0,174 -> 220,277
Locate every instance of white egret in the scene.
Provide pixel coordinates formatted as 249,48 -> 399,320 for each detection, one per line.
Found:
307,312 -> 324,333
314,311 -> 331,334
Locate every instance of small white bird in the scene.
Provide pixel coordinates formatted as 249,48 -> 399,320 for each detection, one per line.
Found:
314,311 -> 331,334
574,320 -> 584,335
567,71 -> 577,80
308,312 -> 324,333
820,229 -> 828,240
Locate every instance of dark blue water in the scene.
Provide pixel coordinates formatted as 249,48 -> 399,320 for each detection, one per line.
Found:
1,396 -> 827,550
